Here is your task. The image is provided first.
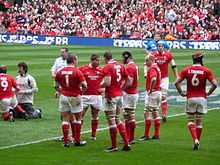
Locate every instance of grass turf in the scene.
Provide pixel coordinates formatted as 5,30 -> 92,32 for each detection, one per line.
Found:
0,110 -> 220,165
0,44 -> 220,165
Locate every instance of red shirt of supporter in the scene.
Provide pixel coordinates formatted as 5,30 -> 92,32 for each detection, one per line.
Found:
179,65 -> 215,98
102,59 -> 128,98
0,73 -> 17,99
79,64 -> 103,95
55,66 -> 85,97
125,62 -> 138,94
146,63 -> 161,92
153,51 -> 173,78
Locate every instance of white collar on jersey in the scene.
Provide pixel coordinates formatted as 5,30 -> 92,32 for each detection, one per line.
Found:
108,59 -> 117,64
127,61 -> 134,65
66,65 -> 75,68
192,64 -> 202,66
156,51 -> 165,55
152,63 -> 158,67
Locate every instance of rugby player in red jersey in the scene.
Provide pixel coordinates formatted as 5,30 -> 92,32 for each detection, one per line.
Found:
0,65 -> 18,121
175,52 -> 217,150
121,51 -> 139,144
140,54 -> 162,141
153,43 -> 178,122
79,54 -> 104,140
55,54 -> 87,147
101,51 -> 131,152
0,65 -> 27,121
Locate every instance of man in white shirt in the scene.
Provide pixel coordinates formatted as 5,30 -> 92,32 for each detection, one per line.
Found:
16,62 -> 41,118
51,47 -> 69,78
51,48 -> 69,98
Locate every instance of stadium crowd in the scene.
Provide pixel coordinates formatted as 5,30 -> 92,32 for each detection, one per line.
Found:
0,0 -> 220,40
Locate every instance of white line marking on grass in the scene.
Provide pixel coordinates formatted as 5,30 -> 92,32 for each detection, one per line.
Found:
0,107 -> 219,150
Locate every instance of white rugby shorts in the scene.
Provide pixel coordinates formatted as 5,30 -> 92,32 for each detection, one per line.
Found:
160,77 -> 169,96
145,91 -> 162,111
186,97 -> 207,114
0,96 -> 18,112
82,95 -> 103,110
59,94 -> 83,113
104,96 -> 123,112
123,93 -> 139,109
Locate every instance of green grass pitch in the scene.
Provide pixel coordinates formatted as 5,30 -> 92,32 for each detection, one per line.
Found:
0,44 -> 219,165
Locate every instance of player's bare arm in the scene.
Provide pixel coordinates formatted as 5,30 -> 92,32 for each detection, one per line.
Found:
80,80 -> 88,93
206,79 -> 218,96
149,77 -> 156,94
122,76 -> 133,91
100,76 -> 111,88
170,59 -> 178,79
174,77 -> 186,97
167,48 -> 172,53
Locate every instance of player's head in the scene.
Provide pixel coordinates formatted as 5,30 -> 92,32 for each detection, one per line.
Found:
145,53 -> 155,67
66,54 -> 77,65
157,43 -> 164,53
192,51 -> 203,66
90,54 -> 100,68
0,65 -> 7,74
122,51 -> 132,64
60,47 -> 69,59
103,51 -> 112,64
17,62 -> 28,75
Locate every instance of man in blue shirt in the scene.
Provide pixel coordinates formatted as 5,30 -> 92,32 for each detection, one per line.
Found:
143,34 -> 171,53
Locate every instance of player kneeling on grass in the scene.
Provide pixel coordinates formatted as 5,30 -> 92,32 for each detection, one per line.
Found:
101,52 -> 131,152
55,54 -> 87,147
79,54 -> 104,140
0,65 -> 27,121
140,54 -> 162,141
122,51 -> 139,144
175,52 -> 217,150
14,62 -> 42,119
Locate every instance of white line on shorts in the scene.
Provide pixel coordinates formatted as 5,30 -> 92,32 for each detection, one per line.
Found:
0,107 -> 219,150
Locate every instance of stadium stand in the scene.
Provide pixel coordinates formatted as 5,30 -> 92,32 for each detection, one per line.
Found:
0,0 -> 219,40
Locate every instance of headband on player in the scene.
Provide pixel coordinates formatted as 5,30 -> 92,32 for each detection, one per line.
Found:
192,51 -> 203,59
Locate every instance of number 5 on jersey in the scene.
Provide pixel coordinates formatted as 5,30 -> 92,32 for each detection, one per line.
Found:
114,65 -> 121,82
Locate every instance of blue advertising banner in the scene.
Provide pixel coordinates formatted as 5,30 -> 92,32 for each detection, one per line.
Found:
0,34 -> 113,46
113,39 -> 220,50
0,33 -> 220,50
